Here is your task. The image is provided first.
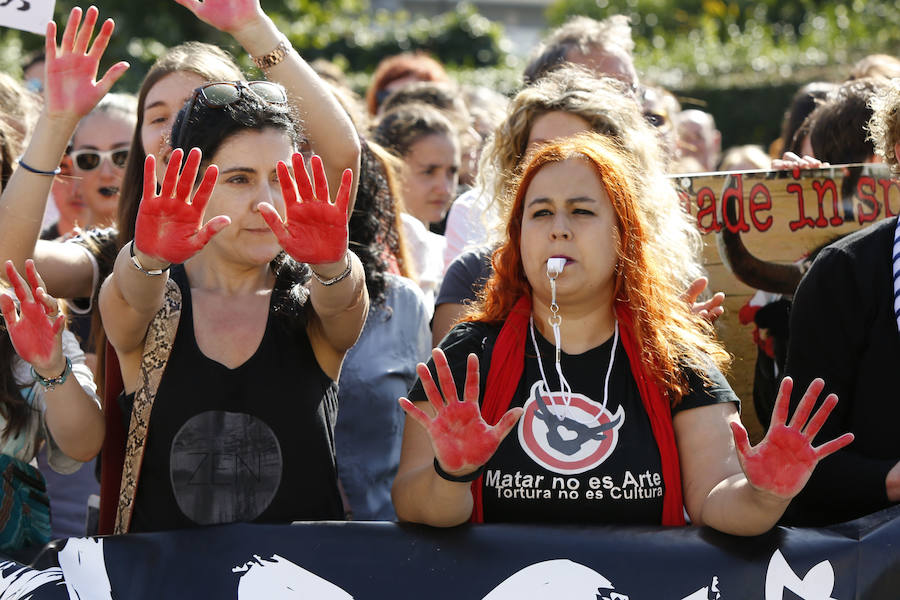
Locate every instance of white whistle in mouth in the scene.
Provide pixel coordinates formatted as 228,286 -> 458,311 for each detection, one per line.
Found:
547,257 -> 566,278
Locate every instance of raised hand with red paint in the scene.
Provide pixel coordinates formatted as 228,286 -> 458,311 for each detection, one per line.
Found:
44,6 -> 129,122
399,349 -> 523,477
171,0 -> 264,35
730,376 -> 854,499
259,154 -> 352,266
0,261 -> 66,375
134,148 -> 231,265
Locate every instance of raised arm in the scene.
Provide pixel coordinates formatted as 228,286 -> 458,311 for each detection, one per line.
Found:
259,153 -> 367,380
170,0 -> 360,208
392,349 -> 522,527
675,376 -> 853,536
0,6 -> 127,298
1,260 -> 104,461
99,148 -> 228,389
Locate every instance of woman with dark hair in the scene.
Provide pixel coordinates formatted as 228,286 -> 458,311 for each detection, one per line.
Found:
0,3 -> 360,533
374,103 -> 460,311
0,11 -> 237,306
98,81 -> 367,533
778,81 -> 836,158
392,132 -> 853,535
0,0 -> 359,333
335,140 -> 430,520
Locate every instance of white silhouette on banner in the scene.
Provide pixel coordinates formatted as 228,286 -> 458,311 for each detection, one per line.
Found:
765,550 -> 838,600
0,540 -> 845,600
233,555 -> 353,599
57,538 -> 113,600
0,538 -> 113,600
0,561 -> 62,600
680,576 -> 721,600
482,559 -> 630,600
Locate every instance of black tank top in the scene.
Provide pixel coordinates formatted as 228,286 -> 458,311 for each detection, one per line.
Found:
125,265 -> 343,532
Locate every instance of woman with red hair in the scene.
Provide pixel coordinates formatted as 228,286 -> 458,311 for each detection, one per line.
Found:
365,52 -> 449,116
392,132 -> 852,535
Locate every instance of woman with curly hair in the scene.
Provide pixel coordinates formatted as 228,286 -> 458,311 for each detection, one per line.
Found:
436,67 -> 715,344
392,132 -> 852,534
335,141 -> 430,521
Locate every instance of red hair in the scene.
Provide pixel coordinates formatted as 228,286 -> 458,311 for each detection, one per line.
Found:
466,132 -> 729,400
366,52 -> 449,115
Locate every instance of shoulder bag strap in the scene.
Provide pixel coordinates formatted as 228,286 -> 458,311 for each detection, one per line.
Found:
113,279 -> 181,534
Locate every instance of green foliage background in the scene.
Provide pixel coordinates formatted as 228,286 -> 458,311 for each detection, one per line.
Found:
0,0 -> 509,91
546,0 -> 900,147
2,0 -> 899,148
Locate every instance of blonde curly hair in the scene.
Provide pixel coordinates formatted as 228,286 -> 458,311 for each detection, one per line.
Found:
868,78 -> 900,174
479,65 -> 703,287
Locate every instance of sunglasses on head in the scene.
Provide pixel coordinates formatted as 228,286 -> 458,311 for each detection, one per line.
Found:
193,80 -> 288,108
173,81 -> 288,150
70,148 -> 129,171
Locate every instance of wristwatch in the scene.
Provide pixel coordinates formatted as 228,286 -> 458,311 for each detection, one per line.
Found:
252,37 -> 291,71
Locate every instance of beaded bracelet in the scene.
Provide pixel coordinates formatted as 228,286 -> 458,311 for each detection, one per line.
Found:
433,458 -> 486,483
129,241 -> 170,277
31,357 -> 72,392
310,251 -> 352,286
17,159 -> 61,176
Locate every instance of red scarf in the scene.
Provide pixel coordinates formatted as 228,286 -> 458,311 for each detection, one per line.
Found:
470,296 -> 686,526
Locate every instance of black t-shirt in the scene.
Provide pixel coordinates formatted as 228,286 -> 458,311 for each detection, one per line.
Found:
408,321 -> 738,525
435,245 -> 494,307
124,266 -> 343,532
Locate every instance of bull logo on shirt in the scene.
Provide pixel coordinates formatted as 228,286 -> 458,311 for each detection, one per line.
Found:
518,381 -> 625,474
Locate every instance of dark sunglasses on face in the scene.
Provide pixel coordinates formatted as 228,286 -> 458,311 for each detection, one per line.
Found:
70,148 -> 129,171
173,81 -> 289,150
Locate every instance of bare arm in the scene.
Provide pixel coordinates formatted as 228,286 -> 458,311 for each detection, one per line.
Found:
259,154 -> 368,380
171,0 -> 360,207
99,150 -> 228,387
392,401 -> 476,527
43,329 -> 105,461
305,252 -> 368,380
676,403 -> 787,535
0,7 -> 127,298
392,350 -> 522,526
1,261 -> 103,461
98,241 -> 170,359
676,377 -> 853,536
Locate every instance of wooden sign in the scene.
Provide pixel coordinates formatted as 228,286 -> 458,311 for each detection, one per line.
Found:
675,164 -> 900,439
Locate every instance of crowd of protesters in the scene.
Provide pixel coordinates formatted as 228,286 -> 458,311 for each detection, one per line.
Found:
0,0 -> 896,560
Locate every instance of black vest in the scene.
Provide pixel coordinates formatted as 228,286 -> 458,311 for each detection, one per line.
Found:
124,265 -> 343,532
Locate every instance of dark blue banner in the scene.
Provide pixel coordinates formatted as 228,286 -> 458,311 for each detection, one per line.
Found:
2,505 -> 899,599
